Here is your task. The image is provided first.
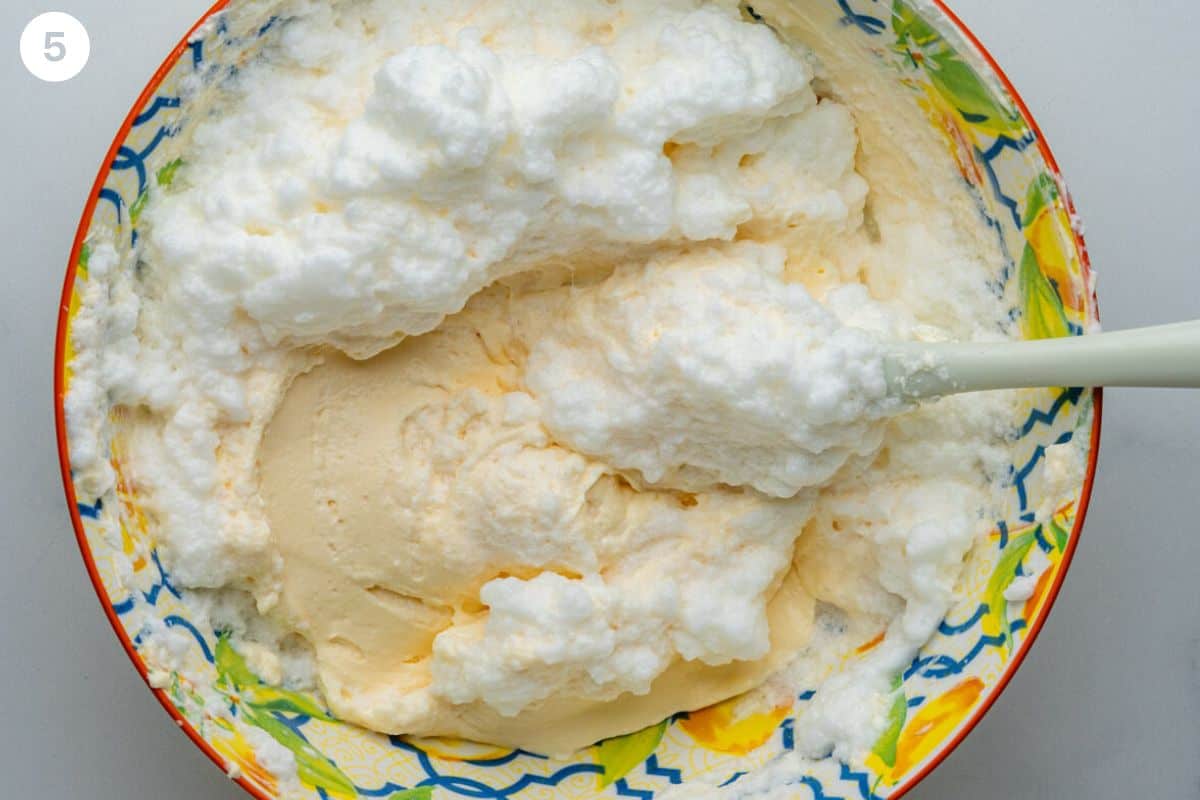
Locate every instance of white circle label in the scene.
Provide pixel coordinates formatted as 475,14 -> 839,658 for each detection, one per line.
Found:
20,12 -> 90,83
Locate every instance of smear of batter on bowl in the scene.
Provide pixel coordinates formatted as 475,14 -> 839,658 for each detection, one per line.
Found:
66,0 -> 1080,770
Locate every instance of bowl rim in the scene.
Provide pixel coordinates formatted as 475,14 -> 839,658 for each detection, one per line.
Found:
885,7 -> 1102,796
52,2 -> 1103,799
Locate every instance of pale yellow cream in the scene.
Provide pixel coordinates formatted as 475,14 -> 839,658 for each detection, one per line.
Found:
260,288 -> 817,753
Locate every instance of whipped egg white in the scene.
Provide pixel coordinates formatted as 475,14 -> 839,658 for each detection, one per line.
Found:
67,0 -> 1047,763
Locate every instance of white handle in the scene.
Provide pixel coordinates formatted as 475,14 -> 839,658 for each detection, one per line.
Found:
886,321 -> 1200,400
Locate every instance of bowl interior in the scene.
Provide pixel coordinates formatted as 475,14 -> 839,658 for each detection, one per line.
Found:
58,1 -> 1098,798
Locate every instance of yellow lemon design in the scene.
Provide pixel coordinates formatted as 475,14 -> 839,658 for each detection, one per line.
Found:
406,737 -> 516,763
111,434 -> 151,572
1026,203 -> 1086,322
63,292 -> 81,392
680,697 -> 792,756
211,721 -> 280,796
891,678 -> 985,777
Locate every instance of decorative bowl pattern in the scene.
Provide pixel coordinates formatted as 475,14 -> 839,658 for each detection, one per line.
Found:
55,1 -> 1100,799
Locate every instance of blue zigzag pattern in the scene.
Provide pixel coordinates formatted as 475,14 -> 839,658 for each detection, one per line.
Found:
698,757 -> 880,800
141,550 -> 182,606
98,188 -> 124,222
978,143 -> 1023,231
838,762 -> 882,800
1019,387 -> 1084,437
836,0 -> 886,35
109,542 -> 183,620
112,596 -> 135,615
106,88 -> 181,227
131,615 -> 214,664
133,96 -> 181,126
979,132 -> 1036,164
1034,524 -> 1055,554
111,126 -> 172,195
937,604 -> 988,636
78,3 -> 1096,800
905,633 -> 1007,681
614,778 -> 654,800
164,615 -> 214,663
386,737 -> 605,799
1012,430 -> 1076,512
465,749 -> 546,768
645,755 -> 682,785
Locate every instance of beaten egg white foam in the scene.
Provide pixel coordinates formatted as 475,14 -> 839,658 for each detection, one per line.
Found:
67,0 -> 1084,775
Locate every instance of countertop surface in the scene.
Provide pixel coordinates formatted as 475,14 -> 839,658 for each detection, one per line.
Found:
2,1 -> 1197,798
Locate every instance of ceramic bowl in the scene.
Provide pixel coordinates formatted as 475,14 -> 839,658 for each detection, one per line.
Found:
55,1 -> 1100,798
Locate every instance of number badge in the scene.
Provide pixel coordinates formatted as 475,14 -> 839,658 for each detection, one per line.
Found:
20,12 -> 90,83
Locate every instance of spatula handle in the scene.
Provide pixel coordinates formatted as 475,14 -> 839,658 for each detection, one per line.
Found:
886,321 -> 1200,400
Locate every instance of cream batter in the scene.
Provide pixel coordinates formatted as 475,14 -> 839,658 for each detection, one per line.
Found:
67,0 -> 1028,761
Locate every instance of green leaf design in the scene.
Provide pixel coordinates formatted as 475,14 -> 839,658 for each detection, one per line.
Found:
157,157 -> 184,187
214,635 -> 260,690
128,159 -> 184,227
387,789 -> 433,800
924,55 -> 1024,134
76,242 -> 92,279
1049,518 -> 1070,552
596,720 -> 668,788
1019,245 -> 1070,341
129,190 -> 149,225
892,1 -> 940,48
1022,173 -> 1060,228
241,684 -> 337,722
242,706 -> 357,798
984,527 -> 1039,647
893,0 -> 1024,135
215,635 -> 336,720
871,674 -> 907,769
216,635 -> 350,793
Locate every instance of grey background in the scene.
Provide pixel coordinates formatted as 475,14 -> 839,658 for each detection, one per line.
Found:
2,0 -> 1197,797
